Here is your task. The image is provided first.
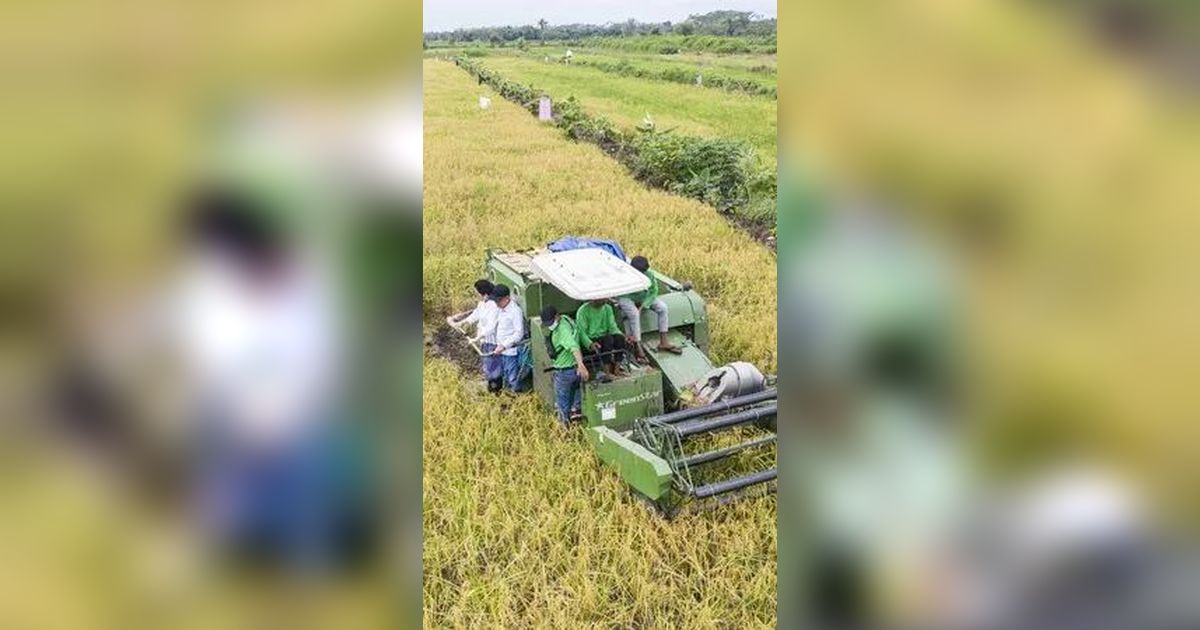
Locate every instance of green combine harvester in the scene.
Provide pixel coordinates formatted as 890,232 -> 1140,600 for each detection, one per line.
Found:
453,245 -> 776,515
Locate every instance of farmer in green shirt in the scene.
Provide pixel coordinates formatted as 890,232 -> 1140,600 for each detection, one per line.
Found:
540,305 -> 589,425
617,255 -> 682,362
576,298 -> 628,378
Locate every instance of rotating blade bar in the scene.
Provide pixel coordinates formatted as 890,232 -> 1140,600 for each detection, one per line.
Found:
678,434 -> 777,468
673,403 -> 778,438
691,468 -> 778,499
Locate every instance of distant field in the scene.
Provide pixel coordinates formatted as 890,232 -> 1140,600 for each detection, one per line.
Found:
531,46 -> 777,81
588,34 -> 777,55
424,44 -> 776,77
479,56 -> 778,162
544,48 -> 777,96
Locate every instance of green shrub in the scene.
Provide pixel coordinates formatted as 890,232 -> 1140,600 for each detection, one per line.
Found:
554,97 -> 625,148
573,58 -> 775,98
586,34 -> 776,55
631,132 -> 755,210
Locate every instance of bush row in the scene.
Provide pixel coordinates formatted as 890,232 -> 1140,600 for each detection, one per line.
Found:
573,58 -> 776,98
585,35 -> 777,55
453,57 -> 776,225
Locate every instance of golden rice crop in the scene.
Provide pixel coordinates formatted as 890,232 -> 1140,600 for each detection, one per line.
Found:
423,59 -> 777,372
422,59 -> 777,627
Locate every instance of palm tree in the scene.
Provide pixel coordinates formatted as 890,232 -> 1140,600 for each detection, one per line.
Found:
538,18 -> 548,41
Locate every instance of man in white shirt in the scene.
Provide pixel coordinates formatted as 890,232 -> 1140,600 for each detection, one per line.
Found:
446,279 -> 502,392
487,284 -> 526,393
172,185 -> 349,569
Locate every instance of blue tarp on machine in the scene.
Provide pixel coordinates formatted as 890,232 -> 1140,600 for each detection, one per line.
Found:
546,236 -> 627,263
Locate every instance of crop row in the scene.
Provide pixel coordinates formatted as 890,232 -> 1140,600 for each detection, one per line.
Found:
452,57 -> 776,229
586,34 -> 777,55
573,57 -> 776,98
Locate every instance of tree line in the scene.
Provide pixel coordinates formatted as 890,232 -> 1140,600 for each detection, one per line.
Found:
424,11 -> 776,47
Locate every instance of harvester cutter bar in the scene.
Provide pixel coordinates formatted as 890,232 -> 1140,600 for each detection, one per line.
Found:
691,468 -> 778,499
678,434 -> 777,468
673,402 -> 778,438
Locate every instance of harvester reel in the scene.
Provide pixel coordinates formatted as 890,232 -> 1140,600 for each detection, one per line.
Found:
632,387 -> 777,512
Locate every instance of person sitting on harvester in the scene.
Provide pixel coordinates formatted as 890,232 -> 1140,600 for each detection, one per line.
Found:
488,284 -> 526,393
446,279 -> 501,393
540,305 -> 589,425
576,298 -> 627,379
617,255 -> 682,361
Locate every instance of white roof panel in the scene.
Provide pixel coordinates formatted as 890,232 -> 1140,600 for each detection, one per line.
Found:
531,249 -> 650,300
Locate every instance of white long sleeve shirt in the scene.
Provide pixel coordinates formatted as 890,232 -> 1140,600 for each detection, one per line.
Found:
172,253 -> 342,451
463,299 -> 498,343
491,301 -> 525,356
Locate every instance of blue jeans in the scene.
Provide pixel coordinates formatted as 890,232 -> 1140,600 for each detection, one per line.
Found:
480,343 -> 502,380
195,417 -> 348,571
552,368 -> 582,423
501,353 -> 522,392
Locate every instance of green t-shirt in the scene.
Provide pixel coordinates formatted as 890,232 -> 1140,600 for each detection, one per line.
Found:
575,302 -> 621,347
625,267 -> 660,308
548,316 -> 581,369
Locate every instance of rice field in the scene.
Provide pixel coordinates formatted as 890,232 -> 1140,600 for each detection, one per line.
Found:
422,58 -> 777,627
477,56 -> 778,162
424,45 -> 778,78
500,47 -> 778,91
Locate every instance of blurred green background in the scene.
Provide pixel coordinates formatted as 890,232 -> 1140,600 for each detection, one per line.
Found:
779,1 -> 1199,520
1,1 -> 421,628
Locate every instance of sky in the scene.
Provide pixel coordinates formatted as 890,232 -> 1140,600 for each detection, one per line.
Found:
423,0 -> 777,33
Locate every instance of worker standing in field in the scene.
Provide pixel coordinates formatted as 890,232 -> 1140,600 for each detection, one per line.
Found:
173,184 -> 357,571
446,279 -> 502,392
488,284 -> 526,393
539,305 -> 588,425
576,298 -> 627,378
617,255 -> 682,361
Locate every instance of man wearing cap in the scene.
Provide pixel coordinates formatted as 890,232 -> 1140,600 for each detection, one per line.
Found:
487,284 -> 526,392
540,305 -> 589,425
617,255 -> 681,362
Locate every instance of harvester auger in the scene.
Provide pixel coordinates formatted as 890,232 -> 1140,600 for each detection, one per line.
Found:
455,244 -> 777,516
